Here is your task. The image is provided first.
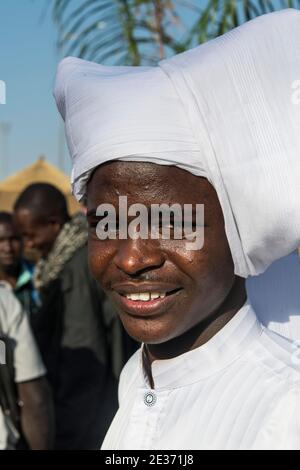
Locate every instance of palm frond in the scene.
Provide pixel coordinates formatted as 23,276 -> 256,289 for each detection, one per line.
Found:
52,0 -> 300,65
52,0 -> 195,64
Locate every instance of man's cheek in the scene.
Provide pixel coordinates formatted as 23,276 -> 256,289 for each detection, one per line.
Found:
88,255 -> 100,279
88,251 -> 109,280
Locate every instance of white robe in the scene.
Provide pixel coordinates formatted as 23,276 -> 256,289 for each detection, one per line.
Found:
102,301 -> 300,450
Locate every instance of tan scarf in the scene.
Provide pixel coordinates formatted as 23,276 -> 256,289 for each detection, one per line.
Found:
34,213 -> 88,290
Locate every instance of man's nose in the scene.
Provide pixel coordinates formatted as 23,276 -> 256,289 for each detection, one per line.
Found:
114,238 -> 165,276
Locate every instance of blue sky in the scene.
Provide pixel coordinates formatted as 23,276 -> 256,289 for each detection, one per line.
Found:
0,0 -> 66,179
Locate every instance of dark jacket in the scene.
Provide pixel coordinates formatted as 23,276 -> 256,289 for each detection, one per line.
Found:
32,244 -> 136,449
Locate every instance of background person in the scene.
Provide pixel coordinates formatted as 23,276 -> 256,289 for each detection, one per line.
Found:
14,183 -> 137,449
0,282 -> 54,450
0,212 -> 38,318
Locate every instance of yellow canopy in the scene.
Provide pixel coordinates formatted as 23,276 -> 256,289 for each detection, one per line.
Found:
0,157 -> 82,215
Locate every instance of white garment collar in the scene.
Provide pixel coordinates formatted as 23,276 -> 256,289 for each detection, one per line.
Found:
140,301 -> 263,390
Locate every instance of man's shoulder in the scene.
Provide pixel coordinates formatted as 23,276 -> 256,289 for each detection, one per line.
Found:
252,331 -> 300,448
251,326 -> 300,388
58,243 -> 89,284
0,283 -> 22,331
0,282 -> 14,306
0,280 -> 12,290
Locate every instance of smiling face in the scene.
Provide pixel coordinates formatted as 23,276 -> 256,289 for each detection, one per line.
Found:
87,161 -> 237,345
14,209 -> 61,259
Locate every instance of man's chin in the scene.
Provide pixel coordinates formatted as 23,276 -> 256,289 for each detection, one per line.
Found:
118,311 -> 177,345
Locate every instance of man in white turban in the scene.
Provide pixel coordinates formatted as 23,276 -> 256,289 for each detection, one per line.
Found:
54,9 -> 300,450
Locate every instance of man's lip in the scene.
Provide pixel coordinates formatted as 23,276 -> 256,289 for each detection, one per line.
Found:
110,286 -> 183,318
111,282 -> 182,295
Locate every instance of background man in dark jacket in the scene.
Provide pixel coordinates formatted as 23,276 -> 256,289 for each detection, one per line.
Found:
13,183 -> 136,449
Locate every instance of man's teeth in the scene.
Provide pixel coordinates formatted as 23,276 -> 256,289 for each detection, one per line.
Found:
125,292 -> 166,301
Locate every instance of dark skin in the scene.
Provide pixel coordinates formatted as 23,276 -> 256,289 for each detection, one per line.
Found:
87,162 -> 246,379
18,377 -> 55,450
0,221 -> 22,287
13,209 -> 67,259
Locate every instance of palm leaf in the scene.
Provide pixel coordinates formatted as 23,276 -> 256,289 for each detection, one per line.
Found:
52,0 -> 195,64
52,0 -> 300,65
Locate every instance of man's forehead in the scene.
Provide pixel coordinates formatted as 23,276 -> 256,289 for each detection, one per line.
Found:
88,161 -> 213,202
14,209 -> 45,230
91,161 -> 176,184
0,222 -> 19,236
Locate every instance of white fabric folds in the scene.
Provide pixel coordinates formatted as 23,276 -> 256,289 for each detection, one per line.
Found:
54,9 -> 300,278
102,302 -> 300,450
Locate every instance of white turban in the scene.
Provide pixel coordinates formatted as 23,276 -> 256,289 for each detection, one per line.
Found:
54,9 -> 300,279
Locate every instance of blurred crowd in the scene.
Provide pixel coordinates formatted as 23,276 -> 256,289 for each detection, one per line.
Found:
0,182 -> 137,450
